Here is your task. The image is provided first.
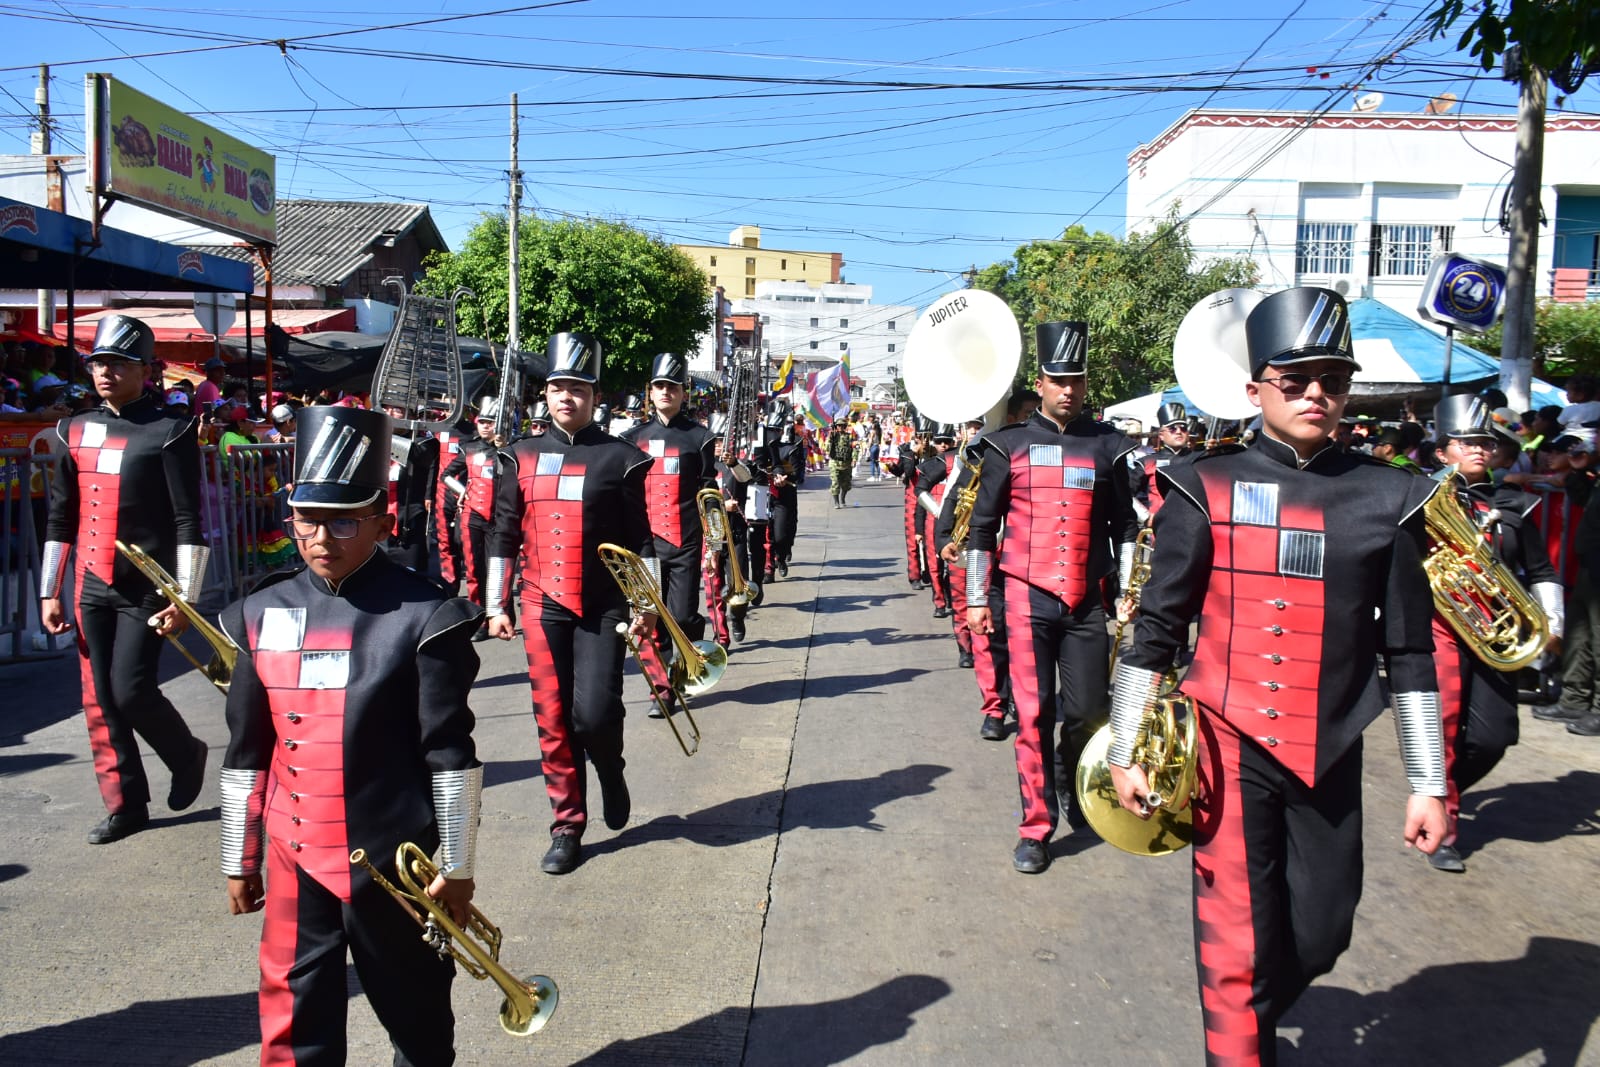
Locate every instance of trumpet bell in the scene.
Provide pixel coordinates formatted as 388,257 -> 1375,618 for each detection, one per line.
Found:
681,640 -> 727,698
904,289 -> 1021,427
501,975 -> 559,1036
1074,704 -> 1198,857
1172,288 -> 1265,421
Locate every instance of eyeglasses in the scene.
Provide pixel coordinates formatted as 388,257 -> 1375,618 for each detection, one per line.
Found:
1257,372 -> 1353,397
288,514 -> 385,540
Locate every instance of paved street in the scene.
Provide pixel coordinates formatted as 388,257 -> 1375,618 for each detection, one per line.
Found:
2,473 -> 1598,1066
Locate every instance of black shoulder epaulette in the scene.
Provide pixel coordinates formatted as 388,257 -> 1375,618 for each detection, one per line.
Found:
1193,443 -> 1246,461
243,565 -> 305,597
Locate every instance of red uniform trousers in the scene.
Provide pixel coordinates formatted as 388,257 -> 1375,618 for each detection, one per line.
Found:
904,482 -> 925,585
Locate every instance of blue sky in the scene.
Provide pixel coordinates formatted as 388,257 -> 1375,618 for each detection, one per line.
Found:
0,1 -> 1548,308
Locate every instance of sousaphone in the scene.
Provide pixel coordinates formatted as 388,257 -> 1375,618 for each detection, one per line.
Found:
903,289 -> 1020,430
1171,287 -> 1265,425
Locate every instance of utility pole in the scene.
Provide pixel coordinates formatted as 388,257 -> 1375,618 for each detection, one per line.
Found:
1499,57 -> 1546,411
34,64 -> 53,341
507,93 -> 522,358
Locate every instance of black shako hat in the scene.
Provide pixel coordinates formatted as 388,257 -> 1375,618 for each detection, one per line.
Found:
90,313 -> 156,364
763,398 -> 791,430
1434,393 -> 1496,443
1157,401 -> 1188,428
546,332 -> 602,384
530,400 -> 551,425
931,423 -> 956,443
288,405 -> 391,510
1245,287 -> 1360,380
1036,320 -> 1088,377
648,352 -> 689,386
913,413 -> 936,435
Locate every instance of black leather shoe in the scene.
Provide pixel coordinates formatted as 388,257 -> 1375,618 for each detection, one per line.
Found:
958,650 -> 975,669
1568,713 -> 1600,736
1427,843 -> 1466,872
731,618 -> 746,642
1013,837 -> 1050,874
933,606 -> 952,619
167,738 -> 208,812
1533,704 -> 1585,723
763,571 -> 775,584
777,560 -> 788,578
88,807 -> 149,845
541,833 -> 582,874
597,767 -> 631,831
980,715 -> 1005,742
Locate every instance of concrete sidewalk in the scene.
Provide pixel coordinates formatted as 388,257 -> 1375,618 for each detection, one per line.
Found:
2,473 -> 1598,1065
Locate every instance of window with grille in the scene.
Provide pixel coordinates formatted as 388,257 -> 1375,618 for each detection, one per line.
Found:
1295,223 -> 1354,275
355,266 -> 393,297
1369,224 -> 1453,277
809,341 -> 819,350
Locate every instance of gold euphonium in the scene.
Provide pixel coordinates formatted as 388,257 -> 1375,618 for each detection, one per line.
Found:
1423,466 -> 1549,671
1075,692 -> 1198,857
597,542 -> 721,756
696,487 -> 749,608
351,843 -> 557,1036
114,539 -> 237,693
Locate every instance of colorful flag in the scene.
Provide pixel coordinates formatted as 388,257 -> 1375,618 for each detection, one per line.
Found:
773,352 -> 795,395
801,351 -> 852,427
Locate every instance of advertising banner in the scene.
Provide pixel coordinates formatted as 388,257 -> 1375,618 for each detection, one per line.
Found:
88,74 -> 277,245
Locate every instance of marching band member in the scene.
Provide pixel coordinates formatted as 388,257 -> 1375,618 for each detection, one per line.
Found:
746,403 -> 788,587
1426,394 -> 1562,873
916,424 -> 962,633
219,404 -> 483,1066
704,434 -> 754,645
621,353 -> 719,675
486,333 -> 657,875
888,416 -> 932,589
964,321 -> 1140,874
431,416 -> 470,587
1109,288 -> 1447,1066
439,401 -> 500,625
40,314 -> 210,844
767,412 -> 808,579
380,406 -> 440,574
1131,400 -> 1192,524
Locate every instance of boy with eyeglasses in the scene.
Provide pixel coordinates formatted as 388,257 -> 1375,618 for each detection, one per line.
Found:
219,403 -> 484,1066
1109,287 -> 1449,1066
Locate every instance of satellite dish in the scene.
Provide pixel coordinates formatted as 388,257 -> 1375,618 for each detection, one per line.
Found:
1353,92 -> 1384,112
1425,92 -> 1458,115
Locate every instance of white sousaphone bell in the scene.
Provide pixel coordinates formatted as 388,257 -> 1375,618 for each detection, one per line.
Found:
903,289 -> 1021,430
1171,287 -> 1265,422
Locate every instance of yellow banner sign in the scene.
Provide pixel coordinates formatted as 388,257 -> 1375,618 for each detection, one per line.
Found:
91,75 -> 277,245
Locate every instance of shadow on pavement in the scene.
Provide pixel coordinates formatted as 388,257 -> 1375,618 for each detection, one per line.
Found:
1282,936 -> 1600,1066
0,991 -> 261,1064
753,627 -> 939,654
484,758 -> 542,789
819,556 -> 898,570
613,763 -> 951,847
0,750 -> 75,774
0,863 -> 27,884
1456,769 -> 1600,856
571,973 -> 952,1067
802,667 -> 929,699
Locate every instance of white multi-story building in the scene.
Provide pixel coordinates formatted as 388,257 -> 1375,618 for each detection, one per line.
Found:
1125,107 -> 1600,314
735,281 -> 918,408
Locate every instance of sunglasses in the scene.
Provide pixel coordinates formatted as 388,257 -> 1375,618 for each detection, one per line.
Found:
288,514 -> 386,540
1257,372 -> 1353,397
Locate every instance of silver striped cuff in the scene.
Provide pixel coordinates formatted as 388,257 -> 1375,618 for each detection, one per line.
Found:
917,490 -> 940,516
175,544 -> 209,603
1118,539 -> 1136,592
1109,663 -> 1165,768
432,766 -> 483,880
1533,581 -> 1565,642
643,555 -> 662,594
40,540 -> 69,599
965,549 -> 992,606
1393,691 -> 1447,797
486,556 -> 512,617
219,768 -> 267,877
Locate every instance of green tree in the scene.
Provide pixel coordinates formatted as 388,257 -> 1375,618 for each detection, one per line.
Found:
975,211 -> 1258,409
1425,0 -> 1599,80
420,214 -> 712,390
1473,300 -> 1600,381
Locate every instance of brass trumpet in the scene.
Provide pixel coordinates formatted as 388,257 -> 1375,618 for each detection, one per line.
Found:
696,488 -> 750,608
351,843 -> 558,1037
598,542 -> 723,756
114,539 -> 237,693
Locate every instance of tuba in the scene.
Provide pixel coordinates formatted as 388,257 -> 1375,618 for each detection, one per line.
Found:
115,539 -> 236,693
903,289 -> 1020,432
697,488 -> 750,609
370,277 -> 471,433
1170,287 -> 1266,424
1423,466 -> 1548,671
351,843 -> 557,1036
597,542 -> 721,756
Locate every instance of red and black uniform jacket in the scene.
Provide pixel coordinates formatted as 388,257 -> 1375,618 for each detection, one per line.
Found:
1131,444 -> 1191,521
965,410 -> 1139,608
45,393 -> 202,600
490,422 -> 655,619
386,433 -> 439,546
1126,433 -> 1439,786
913,451 -> 955,531
219,552 -> 481,901
442,436 -> 497,525
1453,478 -> 1558,588
621,412 -> 718,549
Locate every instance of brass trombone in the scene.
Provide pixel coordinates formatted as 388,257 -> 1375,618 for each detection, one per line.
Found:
696,488 -> 750,608
114,539 -> 237,693
598,542 -> 723,756
351,843 -> 558,1037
